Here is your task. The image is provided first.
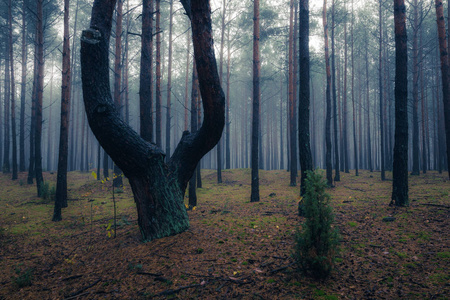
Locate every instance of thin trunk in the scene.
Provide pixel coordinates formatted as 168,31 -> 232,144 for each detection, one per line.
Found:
140,0 -> 153,142
343,9 -> 349,174
53,0 -> 71,221
331,0 -> 340,180
289,0 -> 296,186
166,0 -> 174,161
226,25 -> 231,170
411,0 -> 420,175
8,0 -> 17,180
391,0 -> 409,206
251,0 -> 260,202
19,0 -> 27,172
366,32 -> 373,172
298,0 -> 313,198
323,0 -> 332,186
379,0 -> 385,180
435,0 -> 450,177
35,0 -> 45,196
3,41 -> 11,174
351,0 -> 358,176
155,0 -> 162,147
184,25 -> 190,131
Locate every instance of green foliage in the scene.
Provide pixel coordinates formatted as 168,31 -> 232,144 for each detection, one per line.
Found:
40,182 -> 56,201
293,171 -> 339,279
11,266 -> 33,289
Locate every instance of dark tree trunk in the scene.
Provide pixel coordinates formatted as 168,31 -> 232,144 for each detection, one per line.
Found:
155,0 -> 162,147
323,0 -> 332,187
9,0 -> 17,180
351,2 -> 358,176
331,0 -> 340,181
35,0 -> 45,197
298,0 -> 313,198
27,49 -> 37,184
250,0 -> 260,202
166,0 -> 174,161
435,0 -> 450,178
411,0 -> 420,175
288,0 -> 297,186
189,61 -> 199,208
3,39 -> 11,174
140,0 -> 153,142
19,0 -> 27,172
226,25 -> 231,170
391,0 -> 409,207
81,0 -> 225,241
342,11 -> 349,174
53,0 -> 71,221
379,0 -> 385,180
113,0 -> 123,187
365,31 -> 373,172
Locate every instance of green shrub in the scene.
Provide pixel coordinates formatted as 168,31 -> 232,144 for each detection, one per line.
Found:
293,171 -> 339,279
40,182 -> 56,201
11,267 -> 33,289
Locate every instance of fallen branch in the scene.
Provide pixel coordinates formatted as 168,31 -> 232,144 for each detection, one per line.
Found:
65,278 -> 101,299
420,203 -> 450,209
154,283 -> 205,297
343,186 -> 366,192
136,271 -> 163,277
269,262 -> 295,274
62,275 -> 83,281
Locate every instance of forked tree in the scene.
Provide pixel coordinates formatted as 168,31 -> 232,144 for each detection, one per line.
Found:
80,0 -> 225,241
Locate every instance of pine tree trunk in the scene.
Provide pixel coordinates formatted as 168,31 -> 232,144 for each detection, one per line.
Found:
331,0 -> 340,181
166,0 -> 174,161
8,0 -> 17,180
251,0 -> 260,202
323,0 -> 332,187
391,0 -> 409,206
298,0 -> 313,197
351,1 -> 358,176
155,0 -> 162,147
435,0 -> 450,178
3,40 -> 11,174
379,0 -> 385,180
53,0 -> 71,221
140,0 -> 153,142
411,0 -> 420,175
19,0 -> 27,172
288,0 -> 297,186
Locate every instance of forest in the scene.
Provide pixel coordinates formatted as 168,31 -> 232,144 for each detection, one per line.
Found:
0,0 -> 449,299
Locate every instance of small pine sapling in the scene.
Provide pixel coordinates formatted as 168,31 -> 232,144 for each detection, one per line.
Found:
293,171 -> 339,279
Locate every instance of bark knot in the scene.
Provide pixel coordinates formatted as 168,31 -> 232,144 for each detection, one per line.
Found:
81,28 -> 102,44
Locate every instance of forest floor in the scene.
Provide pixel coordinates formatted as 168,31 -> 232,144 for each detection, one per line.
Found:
0,169 -> 448,299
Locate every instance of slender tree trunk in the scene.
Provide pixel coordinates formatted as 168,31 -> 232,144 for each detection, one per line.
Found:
351,0 -> 358,176
155,0 -> 162,147
298,0 -> 313,198
8,0 -> 17,180
288,0 -> 297,186
411,0 -> 420,175
189,61 -> 199,208
226,25 -> 231,170
365,32 -> 373,172
379,0 -> 385,180
323,0 -> 332,186
35,0 -> 45,196
53,0 -> 71,221
343,9 -> 349,174
166,0 -> 174,161
184,25 -> 190,132
251,0 -> 260,202
19,0 -> 27,172
435,0 -> 450,177
140,0 -> 153,142
3,40 -> 11,174
331,0 -> 340,181
27,48 -> 37,184
391,0 -> 409,206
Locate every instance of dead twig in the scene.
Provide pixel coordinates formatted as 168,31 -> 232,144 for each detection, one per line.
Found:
420,203 -> 450,209
64,278 -> 101,299
269,262 -> 295,274
62,275 -> 83,281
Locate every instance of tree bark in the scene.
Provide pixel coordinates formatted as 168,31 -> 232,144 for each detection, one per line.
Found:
411,0 -> 420,175
288,0 -> 297,186
19,0 -> 27,172
331,0 -> 340,181
379,0 -> 385,180
351,0 -> 358,176
298,0 -> 313,198
391,0 -> 409,206
35,0 -> 45,196
323,0 -> 332,187
435,0 -> 450,178
8,0 -> 17,180
81,0 -> 225,241
53,0 -> 71,221
155,0 -> 162,147
166,0 -> 174,161
250,0 -> 260,202
3,38 -> 11,174
140,0 -> 153,143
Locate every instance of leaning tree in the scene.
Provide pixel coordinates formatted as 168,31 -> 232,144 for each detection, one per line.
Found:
80,0 -> 225,241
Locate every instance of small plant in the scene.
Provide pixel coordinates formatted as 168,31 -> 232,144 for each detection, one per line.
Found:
11,267 -> 33,289
293,171 -> 339,279
40,182 -> 56,201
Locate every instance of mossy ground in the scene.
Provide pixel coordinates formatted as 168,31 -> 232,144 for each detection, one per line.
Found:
0,169 -> 448,299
